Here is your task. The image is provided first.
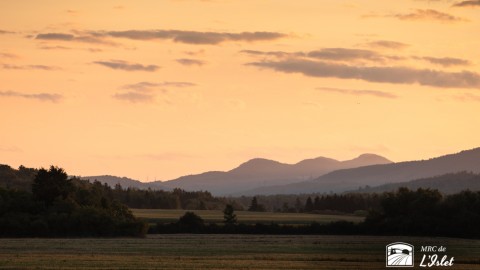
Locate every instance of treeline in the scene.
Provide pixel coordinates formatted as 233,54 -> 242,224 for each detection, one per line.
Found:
0,166 -> 147,237
364,188 -> 480,238
110,186 -> 235,210
0,164 -> 234,211
151,188 -> 480,239
234,193 -> 381,214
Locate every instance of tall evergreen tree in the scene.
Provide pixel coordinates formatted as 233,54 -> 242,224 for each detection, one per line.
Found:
223,204 -> 237,225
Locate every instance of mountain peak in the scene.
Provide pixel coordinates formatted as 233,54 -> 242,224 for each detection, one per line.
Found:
352,153 -> 392,163
230,158 -> 284,173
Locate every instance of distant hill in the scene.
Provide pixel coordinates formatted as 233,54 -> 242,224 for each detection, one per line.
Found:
243,148 -> 480,195
156,154 -> 392,195
351,172 -> 480,194
81,175 -> 170,190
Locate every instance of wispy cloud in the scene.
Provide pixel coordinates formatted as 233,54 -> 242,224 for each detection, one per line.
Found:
452,0 -> 480,7
113,92 -> 155,103
122,81 -> 196,91
0,90 -> 63,102
392,9 -> 466,22
34,29 -> 286,46
35,32 -> 118,46
115,81 -> 196,103
248,59 -> 480,89
316,87 -> 398,99
241,48 -> 401,63
0,30 -> 15,34
363,40 -> 409,50
176,58 -> 206,66
454,93 -> 480,102
184,49 -> 205,56
90,30 -> 287,45
0,52 -> 19,59
93,60 -> 160,72
1,64 -> 61,71
418,56 -> 471,67
306,48 -> 400,63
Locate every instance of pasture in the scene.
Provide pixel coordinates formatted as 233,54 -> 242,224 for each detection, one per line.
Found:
0,235 -> 479,269
131,209 -> 364,225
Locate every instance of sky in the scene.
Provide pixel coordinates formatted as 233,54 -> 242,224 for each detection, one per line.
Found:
1,0 -> 480,181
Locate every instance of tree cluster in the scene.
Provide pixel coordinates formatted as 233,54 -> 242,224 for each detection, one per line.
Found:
0,166 -> 147,237
364,187 -> 480,238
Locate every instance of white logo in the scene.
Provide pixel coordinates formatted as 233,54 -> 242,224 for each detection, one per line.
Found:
386,242 -> 414,267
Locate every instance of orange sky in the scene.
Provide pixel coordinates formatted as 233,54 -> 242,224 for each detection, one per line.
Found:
1,0 -> 480,181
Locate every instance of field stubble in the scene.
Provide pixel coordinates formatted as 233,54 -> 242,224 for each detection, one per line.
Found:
0,235 -> 479,269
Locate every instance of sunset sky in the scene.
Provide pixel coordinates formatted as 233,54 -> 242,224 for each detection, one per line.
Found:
1,0 -> 480,181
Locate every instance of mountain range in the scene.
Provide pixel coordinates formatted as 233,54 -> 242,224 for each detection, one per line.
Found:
151,153 -> 391,195
81,147 -> 480,196
244,148 -> 480,195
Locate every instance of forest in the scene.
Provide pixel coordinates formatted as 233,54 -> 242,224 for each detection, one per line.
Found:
0,166 -> 146,237
1,164 -> 480,238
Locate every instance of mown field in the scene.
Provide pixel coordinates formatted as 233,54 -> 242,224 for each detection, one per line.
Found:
0,235 -> 479,269
131,209 -> 364,225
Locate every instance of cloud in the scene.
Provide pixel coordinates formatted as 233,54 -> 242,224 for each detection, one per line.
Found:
241,48 -> 401,63
364,40 -> 409,50
122,81 -> 196,91
113,92 -> 155,103
184,49 -> 205,56
248,59 -> 480,89
35,32 -> 117,46
34,30 -> 286,46
0,30 -> 15,34
38,45 -> 72,50
316,87 -> 398,99
307,48 -> 396,62
176,58 -> 206,66
1,64 -> 61,70
419,56 -> 471,67
452,0 -> 480,7
0,90 -> 63,102
36,33 -> 75,40
91,30 -> 287,44
93,60 -> 160,72
115,81 -> 196,103
392,9 -> 466,22
0,52 -> 19,59
454,92 -> 480,102
240,49 -> 304,58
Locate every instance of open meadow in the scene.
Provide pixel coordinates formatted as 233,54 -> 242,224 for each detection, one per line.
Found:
131,209 -> 364,225
1,235 -> 479,269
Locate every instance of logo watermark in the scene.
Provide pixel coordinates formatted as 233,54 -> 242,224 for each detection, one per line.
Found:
386,242 -> 414,267
385,243 -> 455,268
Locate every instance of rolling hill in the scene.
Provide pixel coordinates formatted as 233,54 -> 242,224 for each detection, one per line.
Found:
81,175 -> 169,190
352,171 -> 480,194
155,153 -> 392,195
243,148 -> 480,195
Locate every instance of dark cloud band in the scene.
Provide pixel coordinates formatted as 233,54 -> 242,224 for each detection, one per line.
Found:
249,59 -> 480,89
93,60 -> 160,72
0,90 -> 62,102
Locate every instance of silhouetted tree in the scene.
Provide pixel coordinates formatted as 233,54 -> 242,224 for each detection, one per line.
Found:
178,212 -> 204,230
248,196 -> 265,212
305,197 -> 314,212
32,166 -> 72,206
223,204 -> 237,225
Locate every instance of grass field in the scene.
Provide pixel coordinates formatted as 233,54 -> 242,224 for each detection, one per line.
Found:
131,209 -> 365,225
0,235 -> 479,269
